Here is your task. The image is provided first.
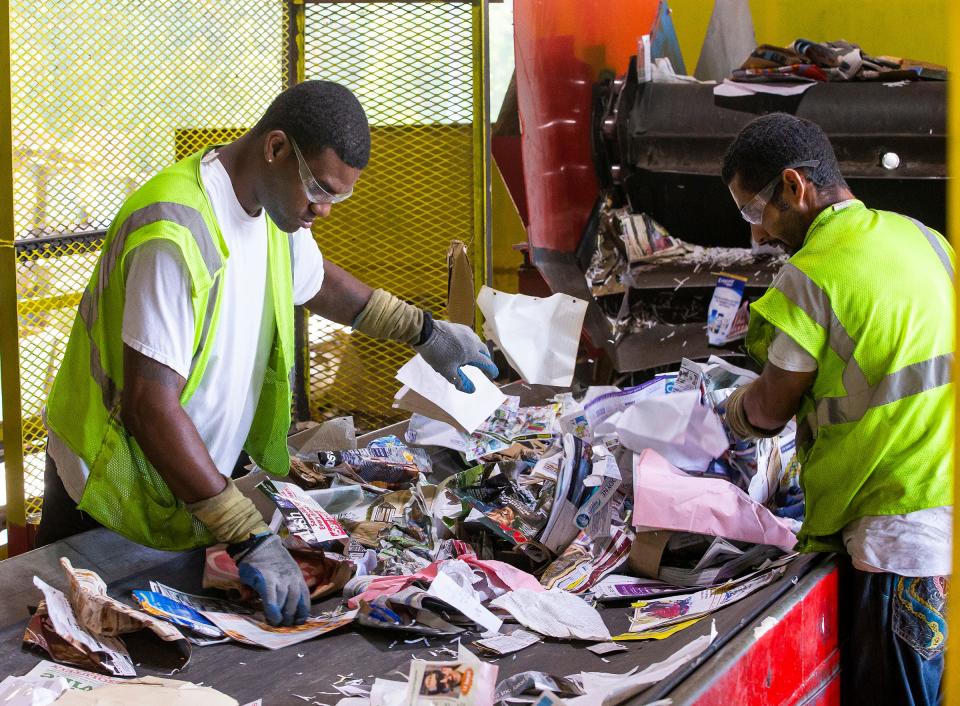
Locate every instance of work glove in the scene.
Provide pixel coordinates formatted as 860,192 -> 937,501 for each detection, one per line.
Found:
415,319 -> 499,393
721,384 -> 783,440
227,532 -> 310,627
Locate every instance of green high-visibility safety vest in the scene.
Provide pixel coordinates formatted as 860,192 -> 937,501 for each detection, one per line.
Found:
46,149 -> 295,550
746,201 -> 954,552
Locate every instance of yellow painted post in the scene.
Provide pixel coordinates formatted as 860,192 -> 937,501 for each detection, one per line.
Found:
944,0 -> 960,699
0,0 -> 27,548
472,0 -> 491,299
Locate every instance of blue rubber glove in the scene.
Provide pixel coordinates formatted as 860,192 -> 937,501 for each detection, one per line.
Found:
414,320 -> 499,393
228,533 -> 310,626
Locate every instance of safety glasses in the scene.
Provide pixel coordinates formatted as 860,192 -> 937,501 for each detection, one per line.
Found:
739,160 -> 820,225
288,135 -> 353,204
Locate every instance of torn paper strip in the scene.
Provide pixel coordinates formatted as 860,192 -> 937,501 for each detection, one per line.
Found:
473,628 -> 541,656
568,621 -> 717,706
201,609 -> 356,650
490,589 -> 612,642
426,570 -> 503,634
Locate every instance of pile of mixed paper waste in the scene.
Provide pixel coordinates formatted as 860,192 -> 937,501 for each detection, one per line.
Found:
14,289 -> 805,706
584,200 -> 787,348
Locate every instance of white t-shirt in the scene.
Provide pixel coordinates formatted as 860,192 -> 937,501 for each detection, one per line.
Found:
48,150 -> 324,501
768,330 -> 952,576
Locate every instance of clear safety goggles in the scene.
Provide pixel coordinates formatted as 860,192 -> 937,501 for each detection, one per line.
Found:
289,135 -> 353,205
739,160 -> 820,225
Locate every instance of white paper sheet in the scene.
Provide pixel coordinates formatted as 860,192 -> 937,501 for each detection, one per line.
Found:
631,449 -> 798,551
567,622 -> 717,706
405,414 -> 468,452
713,78 -> 816,97
370,679 -> 409,706
490,589 -> 612,642
615,391 -> 729,471
200,609 -> 357,650
693,0 -> 756,81
477,286 -> 588,386
427,571 -> 503,634
474,628 -> 541,656
0,674 -> 67,706
395,355 -> 506,434
586,642 -> 629,656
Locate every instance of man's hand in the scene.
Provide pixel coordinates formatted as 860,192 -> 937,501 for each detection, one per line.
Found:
414,320 -> 499,392
724,362 -> 816,439
228,533 -> 310,626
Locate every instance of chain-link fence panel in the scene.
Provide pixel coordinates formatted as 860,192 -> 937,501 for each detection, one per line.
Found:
303,1 -> 483,432
4,0 -> 290,528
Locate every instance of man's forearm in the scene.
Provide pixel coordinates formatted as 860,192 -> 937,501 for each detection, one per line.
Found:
742,384 -> 792,433
124,397 -> 226,502
306,260 -> 374,325
120,345 -> 225,503
724,362 -> 817,439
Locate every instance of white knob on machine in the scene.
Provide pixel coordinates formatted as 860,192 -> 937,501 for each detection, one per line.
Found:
880,152 -> 901,170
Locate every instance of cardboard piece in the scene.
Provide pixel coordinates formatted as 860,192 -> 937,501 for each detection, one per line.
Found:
287,416 -> 357,454
627,531 -> 673,580
447,240 -> 475,327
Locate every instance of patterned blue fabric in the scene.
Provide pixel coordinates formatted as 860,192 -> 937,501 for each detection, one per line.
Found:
893,576 -> 948,660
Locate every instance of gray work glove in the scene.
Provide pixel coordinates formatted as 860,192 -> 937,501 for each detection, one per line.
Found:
227,532 -> 310,626
414,319 -> 499,393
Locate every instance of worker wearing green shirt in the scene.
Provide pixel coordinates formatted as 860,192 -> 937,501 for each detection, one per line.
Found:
721,113 -> 951,706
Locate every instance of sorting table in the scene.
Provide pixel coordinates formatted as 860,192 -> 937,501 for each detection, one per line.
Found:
0,384 -> 840,704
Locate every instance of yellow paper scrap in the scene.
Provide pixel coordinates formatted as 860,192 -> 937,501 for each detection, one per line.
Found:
612,617 -> 703,641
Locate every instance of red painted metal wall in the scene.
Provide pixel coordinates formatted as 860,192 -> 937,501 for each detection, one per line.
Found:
692,567 -> 841,706
513,0 -> 659,253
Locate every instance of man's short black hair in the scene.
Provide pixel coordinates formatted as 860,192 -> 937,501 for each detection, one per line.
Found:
721,113 -> 847,194
253,80 -> 370,169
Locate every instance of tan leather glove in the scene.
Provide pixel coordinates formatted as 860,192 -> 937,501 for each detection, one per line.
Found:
185,478 -> 269,544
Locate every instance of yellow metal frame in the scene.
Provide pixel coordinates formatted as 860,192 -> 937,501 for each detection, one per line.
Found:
472,0 -> 491,295
0,0 -> 27,534
944,0 -> 960,697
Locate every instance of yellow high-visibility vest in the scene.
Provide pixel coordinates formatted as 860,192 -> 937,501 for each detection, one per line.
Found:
46,149 -> 295,550
746,201 -> 954,552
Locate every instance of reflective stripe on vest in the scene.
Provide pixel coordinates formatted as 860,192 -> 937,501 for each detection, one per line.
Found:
78,201 -> 223,408
906,216 -> 954,283
774,219 -> 953,431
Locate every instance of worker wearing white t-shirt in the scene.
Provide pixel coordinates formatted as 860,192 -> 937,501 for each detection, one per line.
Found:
39,81 -> 497,627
